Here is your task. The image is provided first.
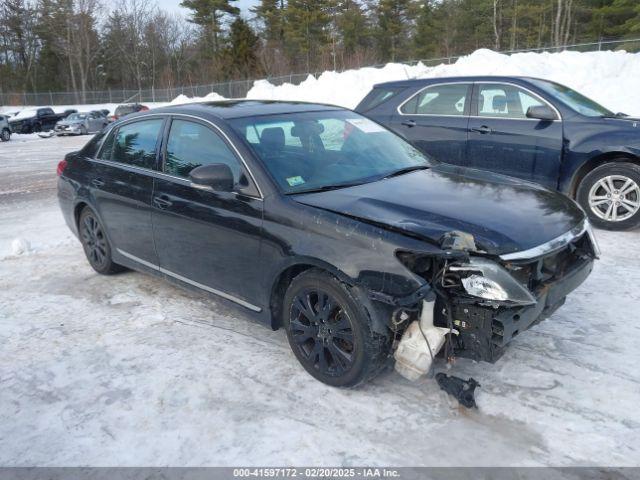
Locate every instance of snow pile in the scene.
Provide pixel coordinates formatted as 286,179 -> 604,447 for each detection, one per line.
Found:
170,92 -> 225,105
10,238 -> 31,256
247,49 -> 640,114
4,49 -> 640,117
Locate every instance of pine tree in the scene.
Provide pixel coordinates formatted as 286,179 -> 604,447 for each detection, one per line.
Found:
223,17 -> 261,79
335,0 -> 371,59
180,0 -> 240,55
283,0 -> 333,71
413,0 -> 438,58
251,0 -> 285,44
376,0 -> 415,62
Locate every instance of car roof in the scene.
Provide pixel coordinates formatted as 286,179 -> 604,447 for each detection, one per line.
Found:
144,100 -> 345,120
373,75 -> 552,88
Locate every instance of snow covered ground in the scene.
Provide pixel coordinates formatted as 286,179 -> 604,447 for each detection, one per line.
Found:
1,134 -> 640,467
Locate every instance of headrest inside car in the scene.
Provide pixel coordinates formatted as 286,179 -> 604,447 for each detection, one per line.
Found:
492,95 -> 507,111
291,122 -> 325,137
260,127 -> 285,151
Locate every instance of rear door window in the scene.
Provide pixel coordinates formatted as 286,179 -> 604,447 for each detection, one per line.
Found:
102,119 -> 163,169
401,84 -> 469,116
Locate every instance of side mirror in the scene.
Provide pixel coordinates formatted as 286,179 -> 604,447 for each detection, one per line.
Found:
526,105 -> 558,121
189,163 -> 234,192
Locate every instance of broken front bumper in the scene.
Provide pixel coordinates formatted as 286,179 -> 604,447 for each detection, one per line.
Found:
438,254 -> 595,363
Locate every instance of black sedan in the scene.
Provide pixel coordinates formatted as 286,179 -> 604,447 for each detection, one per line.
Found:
57,101 -> 599,387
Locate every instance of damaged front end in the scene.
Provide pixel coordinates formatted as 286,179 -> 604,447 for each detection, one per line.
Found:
382,222 -> 599,380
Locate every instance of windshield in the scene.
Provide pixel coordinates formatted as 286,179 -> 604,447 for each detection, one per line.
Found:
230,110 -> 432,194
68,113 -> 86,120
528,79 -> 614,117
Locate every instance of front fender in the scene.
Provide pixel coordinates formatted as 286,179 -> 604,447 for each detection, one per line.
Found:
261,197 -> 440,298
560,144 -> 640,194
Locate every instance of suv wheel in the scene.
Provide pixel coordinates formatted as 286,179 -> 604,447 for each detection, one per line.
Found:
0,128 -> 10,142
78,208 -> 126,274
283,269 -> 391,387
577,162 -> 640,230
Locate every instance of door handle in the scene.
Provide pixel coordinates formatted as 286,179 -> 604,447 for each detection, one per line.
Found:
401,119 -> 417,128
153,195 -> 173,210
91,178 -> 105,188
470,125 -> 493,134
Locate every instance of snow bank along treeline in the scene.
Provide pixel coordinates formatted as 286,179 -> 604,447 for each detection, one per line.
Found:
3,49 -> 640,117
245,49 -> 640,114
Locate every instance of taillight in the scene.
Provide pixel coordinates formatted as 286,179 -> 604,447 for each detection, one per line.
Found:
57,159 -> 67,176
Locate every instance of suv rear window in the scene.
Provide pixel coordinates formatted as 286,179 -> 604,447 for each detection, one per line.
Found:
357,87 -> 404,111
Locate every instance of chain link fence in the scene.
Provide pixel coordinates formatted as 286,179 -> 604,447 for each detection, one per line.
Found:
2,38 -> 639,107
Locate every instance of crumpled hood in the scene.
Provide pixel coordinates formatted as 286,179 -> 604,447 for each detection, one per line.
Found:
294,165 -> 585,256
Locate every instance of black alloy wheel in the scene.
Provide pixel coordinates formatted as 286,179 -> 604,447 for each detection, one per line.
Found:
1,129 -> 10,142
283,269 -> 391,387
289,288 -> 356,378
78,208 -> 125,274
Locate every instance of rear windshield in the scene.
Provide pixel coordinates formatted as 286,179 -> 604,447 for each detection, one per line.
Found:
357,87 -> 404,111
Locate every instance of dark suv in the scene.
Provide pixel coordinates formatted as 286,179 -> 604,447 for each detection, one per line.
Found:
356,76 -> 640,230
57,101 -> 598,387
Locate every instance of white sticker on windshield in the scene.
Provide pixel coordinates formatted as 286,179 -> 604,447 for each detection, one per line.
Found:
346,118 -> 386,133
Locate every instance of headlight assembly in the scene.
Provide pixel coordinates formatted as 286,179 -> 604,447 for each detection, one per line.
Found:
448,257 -> 536,306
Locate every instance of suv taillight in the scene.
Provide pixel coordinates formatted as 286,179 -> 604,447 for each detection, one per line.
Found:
57,159 -> 67,176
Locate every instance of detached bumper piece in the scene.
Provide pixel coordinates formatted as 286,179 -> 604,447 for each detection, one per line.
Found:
437,242 -> 595,363
436,373 -> 480,409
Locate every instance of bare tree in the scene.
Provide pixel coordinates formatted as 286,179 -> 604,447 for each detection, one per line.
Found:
553,0 -> 574,47
1,0 -> 40,90
493,0 -> 502,50
110,0 -> 156,93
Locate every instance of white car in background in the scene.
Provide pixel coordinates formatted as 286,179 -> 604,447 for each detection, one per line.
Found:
1,115 -> 11,141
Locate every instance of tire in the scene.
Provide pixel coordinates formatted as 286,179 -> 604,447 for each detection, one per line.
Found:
283,269 -> 391,387
32,123 -> 42,133
0,128 -> 10,142
79,125 -> 87,135
78,208 -> 125,275
577,162 -> 640,231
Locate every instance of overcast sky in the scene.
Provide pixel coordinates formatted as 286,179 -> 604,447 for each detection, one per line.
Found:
155,0 -> 260,18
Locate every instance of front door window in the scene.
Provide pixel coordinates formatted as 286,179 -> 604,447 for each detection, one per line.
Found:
476,84 -> 550,119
